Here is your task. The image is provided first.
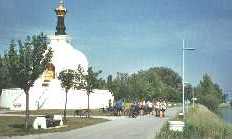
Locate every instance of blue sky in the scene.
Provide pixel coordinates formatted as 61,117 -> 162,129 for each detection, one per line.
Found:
0,0 -> 232,91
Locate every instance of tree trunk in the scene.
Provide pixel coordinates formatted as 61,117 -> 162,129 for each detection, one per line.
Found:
87,93 -> 90,118
64,90 -> 68,122
25,90 -> 29,129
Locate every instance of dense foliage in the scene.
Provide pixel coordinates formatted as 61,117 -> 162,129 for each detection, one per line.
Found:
0,33 -> 53,128
195,74 -> 224,111
0,55 -> 15,94
0,34 -> 53,91
106,67 -> 182,102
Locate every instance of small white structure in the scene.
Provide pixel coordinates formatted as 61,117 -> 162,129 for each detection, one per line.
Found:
53,115 -> 63,126
168,121 -> 185,132
33,115 -> 64,130
33,117 -> 47,129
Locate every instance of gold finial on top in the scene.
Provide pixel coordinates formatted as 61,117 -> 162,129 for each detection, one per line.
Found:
55,0 -> 67,16
55,0 -> 67,35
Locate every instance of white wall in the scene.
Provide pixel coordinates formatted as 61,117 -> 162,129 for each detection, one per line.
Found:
0,88 -> 24,109
0,87 -> 114,111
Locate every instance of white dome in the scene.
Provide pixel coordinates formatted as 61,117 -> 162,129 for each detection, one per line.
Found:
49,35 -> 88,74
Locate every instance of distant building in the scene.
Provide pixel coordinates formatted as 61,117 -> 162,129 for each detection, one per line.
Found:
0,1 -> 114,110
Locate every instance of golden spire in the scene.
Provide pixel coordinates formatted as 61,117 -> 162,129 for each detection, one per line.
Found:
55,0 -> 67,35
55,0 -> 67,17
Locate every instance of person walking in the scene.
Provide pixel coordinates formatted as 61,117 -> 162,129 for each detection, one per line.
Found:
155,100 -> 160,117
160,99 -> 167,118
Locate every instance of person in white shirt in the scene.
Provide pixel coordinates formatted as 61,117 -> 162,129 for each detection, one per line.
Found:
146,101 -> 153,114
154,100 -> 160,117
160,100 -> 167,117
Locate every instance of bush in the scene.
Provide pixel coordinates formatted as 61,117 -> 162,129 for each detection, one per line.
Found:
199,94 -> 220,111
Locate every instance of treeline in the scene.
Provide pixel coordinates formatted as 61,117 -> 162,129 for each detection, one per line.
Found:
104,71 -> 223,111
106,67 -> 182,102
84,67 -> 224,111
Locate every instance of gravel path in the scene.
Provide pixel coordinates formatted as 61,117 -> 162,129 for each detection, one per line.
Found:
0,107 -> 180,139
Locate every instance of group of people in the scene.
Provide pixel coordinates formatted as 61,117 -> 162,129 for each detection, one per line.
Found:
154,98 -> 167,118
135,99 -> 167,118
110,98 -> 167,118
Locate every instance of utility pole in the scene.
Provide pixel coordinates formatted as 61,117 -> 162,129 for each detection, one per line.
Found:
193,88 -> 195,108
182,40 -> 195,117
182,40 -> 185,115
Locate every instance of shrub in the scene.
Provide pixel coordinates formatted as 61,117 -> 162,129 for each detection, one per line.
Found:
199,94 -> 220,111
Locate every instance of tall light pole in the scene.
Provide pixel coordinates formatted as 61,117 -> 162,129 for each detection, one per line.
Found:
182,40 -> 195,116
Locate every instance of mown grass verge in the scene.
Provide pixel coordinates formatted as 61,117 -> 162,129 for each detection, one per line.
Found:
0,116 -> 108,136
156,104 -> 232,139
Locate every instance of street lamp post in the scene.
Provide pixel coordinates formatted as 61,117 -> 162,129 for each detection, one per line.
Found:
182,40 -> 195,116
192,89 -> 195,108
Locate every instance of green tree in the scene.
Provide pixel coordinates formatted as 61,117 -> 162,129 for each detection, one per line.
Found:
5,33 -> 53,129
96,78 -> 107,89
81,67 -> 102,117
196,74 -> 223,111
58,65 -> 85,122
150,67 -> 182,89
0,55 -> 14,94
58,69 -> 75,122
108,67 -> 182,102
214,83 -> 223,101
141,70 -> 163,100
111,73 -> 130,100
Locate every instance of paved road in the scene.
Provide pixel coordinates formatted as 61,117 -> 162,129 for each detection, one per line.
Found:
0,107 -> 180,139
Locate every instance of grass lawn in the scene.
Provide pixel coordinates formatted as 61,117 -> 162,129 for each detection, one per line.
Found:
157,104 -> 232,139
0,116 -> 108,136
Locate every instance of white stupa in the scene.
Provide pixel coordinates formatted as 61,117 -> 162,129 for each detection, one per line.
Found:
49,35 -> 88,74
0,1 -> 114,110
48,0 -> 88,74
